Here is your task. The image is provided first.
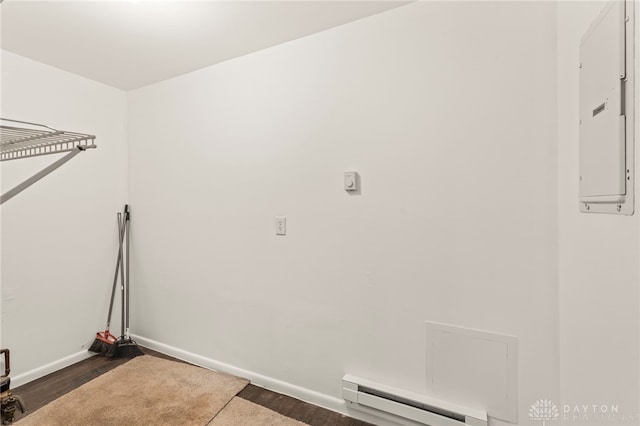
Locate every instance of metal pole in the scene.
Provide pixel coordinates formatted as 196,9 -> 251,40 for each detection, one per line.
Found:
0,146 -> 93,205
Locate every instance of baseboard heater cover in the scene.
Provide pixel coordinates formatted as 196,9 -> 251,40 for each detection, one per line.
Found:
342,375 -> 487,426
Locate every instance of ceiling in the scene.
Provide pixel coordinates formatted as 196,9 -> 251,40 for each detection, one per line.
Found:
0,1 -> 407,90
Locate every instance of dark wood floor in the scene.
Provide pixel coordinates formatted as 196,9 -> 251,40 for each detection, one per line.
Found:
237,384 -> 371,426
12,347 -> 372,426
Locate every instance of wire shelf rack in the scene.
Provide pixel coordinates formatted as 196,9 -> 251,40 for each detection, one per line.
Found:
1,118 -> 96,161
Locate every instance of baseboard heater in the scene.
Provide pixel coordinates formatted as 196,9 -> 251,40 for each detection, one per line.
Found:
342,375 -> 487,426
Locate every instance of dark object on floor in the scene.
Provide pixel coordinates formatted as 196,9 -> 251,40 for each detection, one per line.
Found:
88,330 -> 118,356
1,349 -> 25,425
107,337 -> 144,359
107,205 -> 143,359
90,211 -> 127,356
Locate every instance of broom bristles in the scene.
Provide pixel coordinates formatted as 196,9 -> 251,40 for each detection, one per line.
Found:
106,337 -> 144,359
89,330 -> 117,355
88,339 -> 112,355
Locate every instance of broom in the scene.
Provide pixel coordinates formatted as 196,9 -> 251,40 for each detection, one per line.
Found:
89,211 -> 126,355
107,205 -> 144,358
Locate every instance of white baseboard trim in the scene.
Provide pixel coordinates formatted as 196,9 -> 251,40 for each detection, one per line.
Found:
130,334 -> 403,426
12,350 -> 95,388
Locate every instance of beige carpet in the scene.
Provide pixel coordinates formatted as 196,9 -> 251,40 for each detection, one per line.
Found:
15,355 -> 249,426
208,397 -> 307,426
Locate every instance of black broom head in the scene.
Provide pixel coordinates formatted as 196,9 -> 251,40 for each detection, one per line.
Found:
89,330 -> 117,356
106,337 -> 144,359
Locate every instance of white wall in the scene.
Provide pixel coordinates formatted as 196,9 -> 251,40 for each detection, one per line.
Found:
0,51 -> 128,378
3,3 -> 638,426
557,2 -> 640,424
128,2 -> 559,424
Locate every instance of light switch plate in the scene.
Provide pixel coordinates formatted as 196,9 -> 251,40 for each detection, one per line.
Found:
275,216 -> 286,235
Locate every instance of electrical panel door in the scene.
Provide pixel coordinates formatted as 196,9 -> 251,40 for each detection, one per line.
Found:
579,1 -> 634,214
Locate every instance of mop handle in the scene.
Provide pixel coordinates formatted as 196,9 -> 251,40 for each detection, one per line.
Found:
106,212 -> 126,329
125,205 -> 131,338
120,210 -> 126,337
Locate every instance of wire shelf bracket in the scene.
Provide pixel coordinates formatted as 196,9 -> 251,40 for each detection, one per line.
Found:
1,118 -> 97,205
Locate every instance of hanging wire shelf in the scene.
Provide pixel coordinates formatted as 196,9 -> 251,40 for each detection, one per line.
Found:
1,118 -> 96,161
0,118 -> 97,204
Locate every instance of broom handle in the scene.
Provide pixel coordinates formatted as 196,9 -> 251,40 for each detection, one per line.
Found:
106,212 -> 126,329
125,205 -> 131,339
120,210 -> 126,337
